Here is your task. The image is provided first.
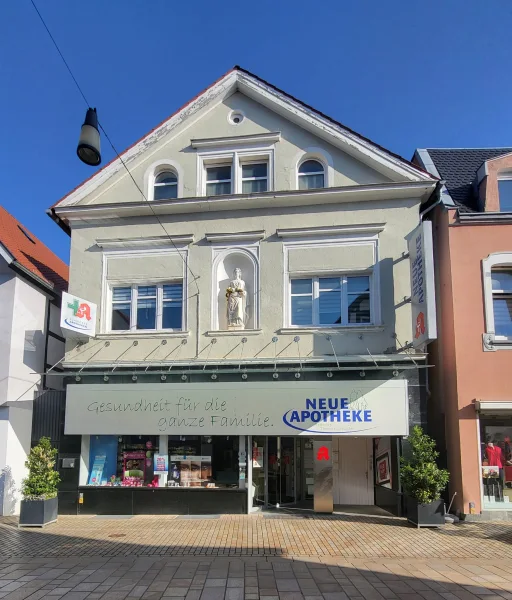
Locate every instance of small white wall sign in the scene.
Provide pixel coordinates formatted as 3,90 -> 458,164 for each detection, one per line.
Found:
60,292 -> 97,338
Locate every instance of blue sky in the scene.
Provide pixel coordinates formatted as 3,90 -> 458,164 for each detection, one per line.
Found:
2,0 -> 511,262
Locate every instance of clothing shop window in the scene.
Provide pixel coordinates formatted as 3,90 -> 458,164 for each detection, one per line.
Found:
480,417 -> 512,508
289,275 -> 371,327
298,160 -> 325,190
110,282 -> 183,332
154,171 -> 178,200
491,269 -> 512,337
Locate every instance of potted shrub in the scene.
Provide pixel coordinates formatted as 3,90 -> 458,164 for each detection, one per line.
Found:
19,437 -> 60,527
401,426 -> 449,527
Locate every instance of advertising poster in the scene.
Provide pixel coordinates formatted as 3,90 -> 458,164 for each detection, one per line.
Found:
153,454 -> 169,473
169,461 -> 181,487
252,446 -> 264,468
191,460 -> 201,487
88,455 -> 106,485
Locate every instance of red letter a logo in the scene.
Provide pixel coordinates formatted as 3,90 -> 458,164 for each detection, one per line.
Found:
316,446 -> 330,461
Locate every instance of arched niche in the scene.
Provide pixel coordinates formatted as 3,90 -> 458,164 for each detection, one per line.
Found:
213,249 -> 258,330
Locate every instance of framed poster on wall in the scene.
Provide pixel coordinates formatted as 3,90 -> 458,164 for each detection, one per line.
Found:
376,451 -> 391,485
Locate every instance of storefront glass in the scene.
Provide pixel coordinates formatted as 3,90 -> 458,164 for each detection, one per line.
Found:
480,417 -> 512,509
87,435 -> 240,489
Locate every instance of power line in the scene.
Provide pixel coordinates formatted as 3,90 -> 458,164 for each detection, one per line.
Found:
29,0 -> 200,294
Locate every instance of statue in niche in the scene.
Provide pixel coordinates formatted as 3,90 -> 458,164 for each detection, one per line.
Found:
226,267 -> 247,330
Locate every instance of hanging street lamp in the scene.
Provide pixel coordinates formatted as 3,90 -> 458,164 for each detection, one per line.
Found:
77,107 -> 101,166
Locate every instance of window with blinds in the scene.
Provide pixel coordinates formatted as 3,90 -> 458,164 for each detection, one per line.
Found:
290,275 -> 371,327
110,282 -> 183,332
492,269 -> 512,337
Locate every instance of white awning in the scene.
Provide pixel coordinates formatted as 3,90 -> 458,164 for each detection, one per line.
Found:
476,401 -> 512,414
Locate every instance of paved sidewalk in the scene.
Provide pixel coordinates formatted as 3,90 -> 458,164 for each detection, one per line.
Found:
1,513 -> 512,559
2,555 -> 512,600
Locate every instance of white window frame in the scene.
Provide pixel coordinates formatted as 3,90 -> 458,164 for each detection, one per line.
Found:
293,147 -> 334,190
198,147 -> 274,196
298,159 -> 325,190
482,252 -> 512,350
240,161 -> 268,194
145,160 -> 184,201
153,171 -> 178,200
205,163 -> 233,196
288,274 -> 372,328
108,281 -> 184,333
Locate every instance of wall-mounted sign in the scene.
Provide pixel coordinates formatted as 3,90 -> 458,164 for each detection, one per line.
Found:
60,292 -> 97,338
65,380 -> 409,437
408,221 -> 437,348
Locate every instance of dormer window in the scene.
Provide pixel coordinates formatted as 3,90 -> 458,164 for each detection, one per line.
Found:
154,171 -> 178,200
498,176 -> 512,212
298,160 -> 325,190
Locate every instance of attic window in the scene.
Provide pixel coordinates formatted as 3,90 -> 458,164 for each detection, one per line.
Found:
17,225 -> 36,244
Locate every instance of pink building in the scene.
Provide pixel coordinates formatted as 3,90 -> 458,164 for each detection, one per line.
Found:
414,148 -> 512,519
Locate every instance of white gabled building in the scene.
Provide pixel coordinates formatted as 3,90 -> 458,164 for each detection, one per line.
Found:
48,67 -> 438,517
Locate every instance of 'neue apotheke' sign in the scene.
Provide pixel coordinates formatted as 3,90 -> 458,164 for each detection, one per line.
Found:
65,381 -> 409,436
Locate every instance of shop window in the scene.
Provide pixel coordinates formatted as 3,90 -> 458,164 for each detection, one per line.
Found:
480,418 -> 512,508
289,275 -> 371,327
87,435 -> 240,489
110,282 -> 183,332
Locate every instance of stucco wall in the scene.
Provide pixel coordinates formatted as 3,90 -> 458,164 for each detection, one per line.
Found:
433,207 -> 512,514
75,93 -> 390,207
64,196 -> 420,366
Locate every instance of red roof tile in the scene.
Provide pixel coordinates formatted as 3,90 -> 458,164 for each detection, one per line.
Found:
0,206 -> 68,292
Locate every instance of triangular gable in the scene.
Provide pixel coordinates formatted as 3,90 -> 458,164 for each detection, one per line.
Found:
54,66 -> 435,208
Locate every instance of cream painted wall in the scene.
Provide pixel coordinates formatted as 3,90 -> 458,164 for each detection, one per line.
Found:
64,196 -> 419,366
76,92 -> 390,207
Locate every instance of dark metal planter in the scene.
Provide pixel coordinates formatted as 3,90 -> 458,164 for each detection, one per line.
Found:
19,496 -> 58,527
406,496 -> 444,527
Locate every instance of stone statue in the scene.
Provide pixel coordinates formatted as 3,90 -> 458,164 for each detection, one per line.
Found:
226,267 -> 247,330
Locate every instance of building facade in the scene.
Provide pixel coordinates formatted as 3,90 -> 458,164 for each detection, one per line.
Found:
48,67 -> 437,516
0,207 -> 68,515
414,148 -> 512,519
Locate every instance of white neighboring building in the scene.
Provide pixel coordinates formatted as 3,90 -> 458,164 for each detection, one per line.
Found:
0,206 -> 68,515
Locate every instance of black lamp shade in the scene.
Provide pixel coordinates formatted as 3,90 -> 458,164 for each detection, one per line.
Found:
77,108 -> 101,166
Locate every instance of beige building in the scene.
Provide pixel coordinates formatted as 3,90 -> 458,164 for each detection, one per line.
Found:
49,67 -> 437,516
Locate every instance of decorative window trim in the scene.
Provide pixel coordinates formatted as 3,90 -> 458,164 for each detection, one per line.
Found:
293,147 -> 334,189
144,159 -> 184,201
210,244 -> 260,331
196,145 -> 275,196
482,252 -> 512,351
101,247 -> 188,334
282,235 -> 380,329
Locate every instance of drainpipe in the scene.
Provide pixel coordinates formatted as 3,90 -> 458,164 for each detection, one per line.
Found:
420,180 -> 445,220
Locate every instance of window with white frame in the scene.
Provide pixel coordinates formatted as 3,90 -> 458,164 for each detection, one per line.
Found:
154,170 -> 178,200
298,160 -> 325,190
491,269 -> 512,337
206,165 -> 232,196
289,275 -> 371,327
201,151 -> 272,196
241,162 -> 268,193
110,282 -> 183,331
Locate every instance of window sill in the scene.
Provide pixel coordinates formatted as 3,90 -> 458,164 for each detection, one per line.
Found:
97,331 -> 190,340
278,326 -> 385,335
205,329 -> 262,337
483,333 -> 512,351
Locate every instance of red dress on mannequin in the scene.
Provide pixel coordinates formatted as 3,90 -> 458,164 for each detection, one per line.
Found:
486,444 -> 503,468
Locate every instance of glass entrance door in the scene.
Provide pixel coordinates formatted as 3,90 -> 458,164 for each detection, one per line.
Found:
268,437 -> 296,506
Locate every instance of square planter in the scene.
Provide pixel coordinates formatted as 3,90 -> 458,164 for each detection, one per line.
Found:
406,496 -> 444,528
19,496 -> 58,528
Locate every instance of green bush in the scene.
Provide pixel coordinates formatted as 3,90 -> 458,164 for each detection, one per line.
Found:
400,426 -> 449,504
21,437 -> 60,500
